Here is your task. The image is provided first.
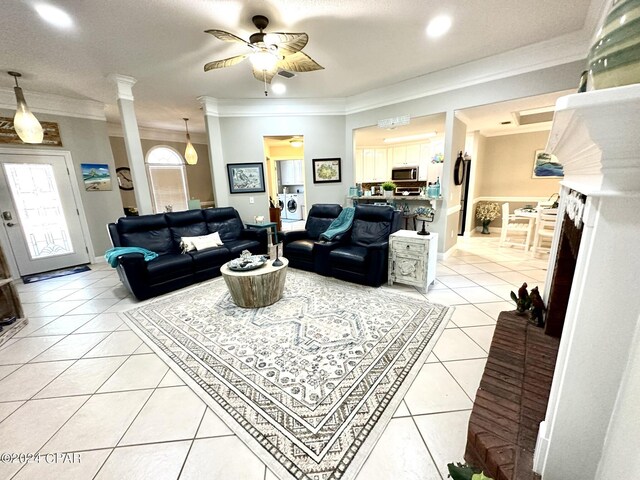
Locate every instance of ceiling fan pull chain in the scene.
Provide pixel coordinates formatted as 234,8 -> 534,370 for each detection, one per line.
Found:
263,71 -> 268,96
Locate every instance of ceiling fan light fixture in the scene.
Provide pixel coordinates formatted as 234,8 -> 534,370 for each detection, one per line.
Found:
250,50 -> 278,71
8,72 -> 44,144
289,139 -> 303,148
182,118 -> 198,165
271,83 -> 286,95
426,15 -> 452,38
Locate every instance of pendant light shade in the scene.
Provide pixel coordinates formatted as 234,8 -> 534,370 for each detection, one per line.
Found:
183,118 -> 198,165
9,72 -> 44,144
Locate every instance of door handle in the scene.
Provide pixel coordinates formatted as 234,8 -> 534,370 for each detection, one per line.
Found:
6,222 -> 18,227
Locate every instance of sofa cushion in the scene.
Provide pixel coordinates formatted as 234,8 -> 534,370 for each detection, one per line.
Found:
329,245 -> 369,267
351,206 -> 394,246
117,214 -> 174,255
146,254 -> 193,284
224,239 -> 262,255
188,247 -> 231,272
202,208 -> 243,242
286,239 -> 315,256
166,211 -> 207,249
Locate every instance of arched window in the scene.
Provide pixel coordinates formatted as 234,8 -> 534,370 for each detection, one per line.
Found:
145,146 -> 189,213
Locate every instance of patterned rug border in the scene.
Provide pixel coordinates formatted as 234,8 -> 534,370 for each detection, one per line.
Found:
119,275 -> 453,480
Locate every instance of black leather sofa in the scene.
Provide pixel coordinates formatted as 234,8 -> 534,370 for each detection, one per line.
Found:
281,204 -> 343,273
107,207 -> 267,300
282,204 -> 401,287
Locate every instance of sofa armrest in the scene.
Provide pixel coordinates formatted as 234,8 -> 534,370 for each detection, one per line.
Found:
240,228 -> 268,254
313,240 -> 342,276
281,230 -> 309,245
113,253 -> 149,300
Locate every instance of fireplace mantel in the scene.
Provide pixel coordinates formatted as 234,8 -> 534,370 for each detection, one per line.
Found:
534,84 -> 640,479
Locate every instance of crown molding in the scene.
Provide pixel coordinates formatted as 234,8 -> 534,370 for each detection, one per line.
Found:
0,87 -> 106,121
107,123 -> 208,144
198,96 -> 219,117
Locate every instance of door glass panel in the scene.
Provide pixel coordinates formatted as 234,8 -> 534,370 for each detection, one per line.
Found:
3,163 -> 74,259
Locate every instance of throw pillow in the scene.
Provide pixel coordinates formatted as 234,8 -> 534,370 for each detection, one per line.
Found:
181,232 -> 223,253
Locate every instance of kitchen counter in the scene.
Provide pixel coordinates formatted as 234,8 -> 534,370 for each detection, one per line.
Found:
348,195 -> 442,201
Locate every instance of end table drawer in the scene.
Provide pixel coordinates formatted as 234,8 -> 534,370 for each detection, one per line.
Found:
392,240 -> 426,254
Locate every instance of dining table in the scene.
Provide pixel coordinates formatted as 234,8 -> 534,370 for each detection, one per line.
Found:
513,207 -> 538,251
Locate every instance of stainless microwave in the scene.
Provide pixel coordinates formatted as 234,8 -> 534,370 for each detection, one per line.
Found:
391,166 -> 419,182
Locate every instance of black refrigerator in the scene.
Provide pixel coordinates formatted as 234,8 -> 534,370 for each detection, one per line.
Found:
457,155 -> 472,236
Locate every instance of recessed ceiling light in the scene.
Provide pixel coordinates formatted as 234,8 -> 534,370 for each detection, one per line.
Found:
34,3 -> 73,29
271,83 -> 286,95
426,15 -> 452,38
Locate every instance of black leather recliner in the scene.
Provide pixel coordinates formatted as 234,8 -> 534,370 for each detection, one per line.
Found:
281,204 -> 343,272
107,207 -> 267,300
321,205 -> 400,287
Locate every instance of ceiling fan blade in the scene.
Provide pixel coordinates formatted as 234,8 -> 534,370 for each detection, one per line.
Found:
252,66 -> 278,84
204,29 -> 249,45
204,54 -> 249,72
268,32 -> 308,54
277,51 -> 324,73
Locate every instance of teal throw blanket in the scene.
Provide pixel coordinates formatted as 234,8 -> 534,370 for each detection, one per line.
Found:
104,247 -> 158,268
320,207 -> 355,241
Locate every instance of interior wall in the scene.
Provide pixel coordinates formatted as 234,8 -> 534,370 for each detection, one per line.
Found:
476,130 -> 560,197
0,109 -> 123,257
218,115 -> 345,222
109,136 -> 214,210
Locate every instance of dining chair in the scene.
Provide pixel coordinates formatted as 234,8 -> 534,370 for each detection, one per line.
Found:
500,203 -> 530,249
531,208 -> 559,255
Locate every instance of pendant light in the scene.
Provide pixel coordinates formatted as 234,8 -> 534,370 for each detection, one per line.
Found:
8,72 -> 44,144
182,118 -> 198,165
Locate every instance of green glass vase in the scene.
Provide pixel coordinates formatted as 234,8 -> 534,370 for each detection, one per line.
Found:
588,0 -> 640,89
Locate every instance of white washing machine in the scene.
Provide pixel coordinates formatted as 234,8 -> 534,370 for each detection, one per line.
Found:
285,194 -> 302,220
277,194 -> 287,219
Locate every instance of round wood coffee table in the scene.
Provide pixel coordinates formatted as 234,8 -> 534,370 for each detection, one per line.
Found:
220,258 -> 288,308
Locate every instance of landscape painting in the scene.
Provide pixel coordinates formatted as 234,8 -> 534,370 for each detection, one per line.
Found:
81,163 -> 112,191
312,158 -> 342,183
227,163 -> 266,194
532,150 -> 563,179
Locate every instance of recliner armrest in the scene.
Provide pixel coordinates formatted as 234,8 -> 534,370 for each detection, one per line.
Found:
313,240 -> 342,276
241,228 -> 267,243
362,241 -> 389,251
281,230 -> 309,245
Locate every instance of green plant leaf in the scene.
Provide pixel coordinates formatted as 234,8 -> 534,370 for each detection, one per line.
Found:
471,473 -> 494,480
447,463 -> 475,480
510,291 -> 517,302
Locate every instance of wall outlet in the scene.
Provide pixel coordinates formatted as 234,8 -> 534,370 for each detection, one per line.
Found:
249,197 -> 254,204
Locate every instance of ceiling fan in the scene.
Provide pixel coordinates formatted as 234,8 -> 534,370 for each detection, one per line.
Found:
203,15 -> 323,96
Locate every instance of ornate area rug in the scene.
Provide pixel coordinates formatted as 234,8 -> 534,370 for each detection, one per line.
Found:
122,270 -> 451,480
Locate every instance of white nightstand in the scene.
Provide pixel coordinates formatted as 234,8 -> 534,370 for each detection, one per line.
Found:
388,230 -> 438,291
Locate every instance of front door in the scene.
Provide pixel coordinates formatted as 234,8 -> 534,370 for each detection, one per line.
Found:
0,151 -> 90,276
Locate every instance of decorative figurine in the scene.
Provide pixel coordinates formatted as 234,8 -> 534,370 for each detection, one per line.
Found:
529,286 -> 546,327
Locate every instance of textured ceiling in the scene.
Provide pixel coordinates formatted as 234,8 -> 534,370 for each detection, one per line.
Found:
0,0 -> 594,133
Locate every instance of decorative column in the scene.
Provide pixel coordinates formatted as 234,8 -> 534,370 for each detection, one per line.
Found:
109,74 -> 153,214
198,96 -> 228,208
533,84 -> 640,478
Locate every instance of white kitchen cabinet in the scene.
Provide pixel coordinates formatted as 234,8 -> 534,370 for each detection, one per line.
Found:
374,149 -> 388,181
355,149 -> 364,182
419,144 -> 431,180
388,230 -> 438,291
356,148 -> 388,181
279,160 -> 303,185
391,146 -> 406,166
406,144 -> 421,165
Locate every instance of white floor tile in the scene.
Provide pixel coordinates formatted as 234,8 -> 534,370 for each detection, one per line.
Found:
392,400 -> 411,418
60,287 -> 110,301
0,400 -> 24,422
0,396 -> 88,479
454,286 -> 504,304
0,364 -> 20,381
29,314 -> 96,336
13,448 -> 112,480
42,389 -> 153,453
120,386 -> 206,445
84,331 -> 143,358
475,262 -> 514,273
0,336 -> 63,365
74,313 -> 124,334
443,358 -> 488,400
158,370 -> 185,388
403,363 -> 472,415
432,329 -> 487,362
35,356 -> 128,399
475,301 -> 515,321
97,354 -> 168,392
0,360 -> 73,401
67,298 -> 121,315
447,264 -> 485,275
34,300 -> 89,317
95,441 -> 191,480
196,408 -> 233,438
424,289 -> 468,306
180,437 -> 266,480
357,417 -> 441,480
13,316 -> 58,338
450,305 -> 495,328
414,410 -> 472,477
32,332 -> 110,362
462,325 -> 496,352
437,275 -> 478,288
463,272 -> 509,286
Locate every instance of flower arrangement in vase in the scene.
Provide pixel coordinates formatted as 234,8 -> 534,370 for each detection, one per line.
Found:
475,202 -> 500,234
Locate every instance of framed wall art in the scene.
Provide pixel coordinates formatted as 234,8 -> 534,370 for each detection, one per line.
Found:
227,162 -> 266,194
81,163 -> 112,191
312,158 -> 341,184
532,150 -> 564,179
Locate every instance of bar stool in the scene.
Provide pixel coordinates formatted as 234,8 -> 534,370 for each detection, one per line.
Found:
403,213 -> 417,230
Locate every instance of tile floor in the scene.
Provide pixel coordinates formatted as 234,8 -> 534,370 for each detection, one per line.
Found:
0,235 -> 549,480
